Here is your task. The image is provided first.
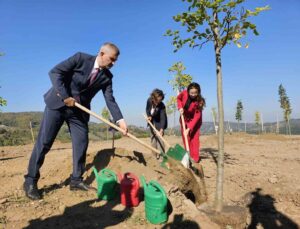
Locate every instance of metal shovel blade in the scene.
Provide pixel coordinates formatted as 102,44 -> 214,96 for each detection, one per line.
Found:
161,144 -> 190,168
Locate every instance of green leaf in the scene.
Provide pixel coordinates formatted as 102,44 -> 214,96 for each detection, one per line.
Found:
166,0 -> 268,52
174,15 -> 181,22
227,2 -> 237,8
249,24 -> 256,29
253,29 -> 259,35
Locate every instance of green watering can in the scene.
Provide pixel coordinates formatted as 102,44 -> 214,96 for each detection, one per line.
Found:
93,167 -> 118,200
140,176 -> 168,224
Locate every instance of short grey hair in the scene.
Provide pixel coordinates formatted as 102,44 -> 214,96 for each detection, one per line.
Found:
101,42 -> 120,56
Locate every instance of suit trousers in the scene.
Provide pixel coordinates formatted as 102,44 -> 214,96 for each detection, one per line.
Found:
25,106 -> 88,185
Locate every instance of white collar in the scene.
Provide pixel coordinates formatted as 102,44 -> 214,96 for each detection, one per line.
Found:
94,57 -> 101,69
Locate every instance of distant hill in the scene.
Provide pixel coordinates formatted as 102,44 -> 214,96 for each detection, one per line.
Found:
0,112 -> 299,146
167,119 -> 300,135
199,119 -> 300,135
0,112 -> 44,145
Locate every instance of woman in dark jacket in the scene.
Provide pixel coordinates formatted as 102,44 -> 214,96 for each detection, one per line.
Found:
146,89 -> 168,159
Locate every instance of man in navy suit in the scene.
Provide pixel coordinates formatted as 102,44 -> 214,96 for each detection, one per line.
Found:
24,42 -> 128,200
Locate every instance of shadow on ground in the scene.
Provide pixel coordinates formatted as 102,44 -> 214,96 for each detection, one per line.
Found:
39,148 -> 147,195
247,188 -> 298,229
0,155 -> 24,161
162,214 -> 200,229
201,148 -> 238,165
24,198 -> 133,229
85,148 -> 147,185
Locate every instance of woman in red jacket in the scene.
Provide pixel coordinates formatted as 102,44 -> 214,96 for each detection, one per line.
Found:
177,82 -> 205,163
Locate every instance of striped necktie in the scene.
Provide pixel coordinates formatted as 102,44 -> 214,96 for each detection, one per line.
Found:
88,68 -> 100,86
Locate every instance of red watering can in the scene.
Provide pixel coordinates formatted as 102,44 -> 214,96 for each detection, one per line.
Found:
118,172 -> 140,207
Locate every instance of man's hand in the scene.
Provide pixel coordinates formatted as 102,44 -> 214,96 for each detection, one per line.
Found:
147,116 -> 152,121
118,119 -> 128,135
64,97 -> 76,107
179,108 -> 184,114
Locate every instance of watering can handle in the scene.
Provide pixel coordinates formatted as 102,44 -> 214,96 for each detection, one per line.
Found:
126,173 -> 140,187
125,173 -> 140,195
102,169 -> 117,179
149,181 -> 168,207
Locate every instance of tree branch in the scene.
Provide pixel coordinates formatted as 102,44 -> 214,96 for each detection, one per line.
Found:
194,34 -> 214,49
221,18 -> 231,49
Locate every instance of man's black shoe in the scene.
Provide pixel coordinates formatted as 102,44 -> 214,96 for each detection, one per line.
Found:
70,182 -> 90,191
23,182 -> 42,200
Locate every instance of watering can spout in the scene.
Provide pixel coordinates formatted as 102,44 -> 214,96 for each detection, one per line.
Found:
117,172 -> 123,182
93,167 -> 99,179
140,176 -> 147,190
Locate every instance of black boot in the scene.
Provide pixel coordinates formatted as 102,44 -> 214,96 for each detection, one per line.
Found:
70,181 -> 90,191
23,182 -> 42,200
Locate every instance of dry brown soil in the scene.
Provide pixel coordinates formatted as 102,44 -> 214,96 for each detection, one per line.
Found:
0,133 -> 299,228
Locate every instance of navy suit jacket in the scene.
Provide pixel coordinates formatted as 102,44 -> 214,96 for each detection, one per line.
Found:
44,52 -> 123,122
146,98 -> 168,130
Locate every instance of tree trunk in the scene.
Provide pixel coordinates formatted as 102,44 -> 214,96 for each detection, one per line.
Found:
106,127 -> 108,140
215,49 -> 225,211
212,18 -> 225,211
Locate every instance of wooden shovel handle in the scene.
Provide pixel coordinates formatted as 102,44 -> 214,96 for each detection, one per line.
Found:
180,113 -> 190,152
143,114 -> 171,149
75,102 -> 160,155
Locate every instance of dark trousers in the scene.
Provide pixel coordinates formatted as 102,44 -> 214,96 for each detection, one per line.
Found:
25,106 -> 89,185
150,129 -> 165,153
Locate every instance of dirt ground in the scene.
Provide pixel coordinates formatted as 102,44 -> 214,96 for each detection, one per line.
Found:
0,133 -> 299,229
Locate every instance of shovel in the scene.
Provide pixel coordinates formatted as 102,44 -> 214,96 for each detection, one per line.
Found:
180,112 -> 192,162
143,114 -> 190,168
75,102 -> 161,158
179,112 -> 207,181
143,113 -> 207,187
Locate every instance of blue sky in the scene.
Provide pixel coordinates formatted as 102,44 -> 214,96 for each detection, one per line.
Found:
0,0 -> 299,126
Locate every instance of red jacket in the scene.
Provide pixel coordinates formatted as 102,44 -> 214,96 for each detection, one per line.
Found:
177,90 -> 202,134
